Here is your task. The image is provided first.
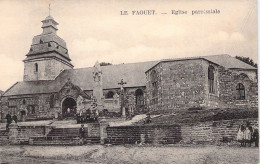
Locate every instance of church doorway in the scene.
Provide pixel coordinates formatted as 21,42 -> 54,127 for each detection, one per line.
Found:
62,97 -> 77,118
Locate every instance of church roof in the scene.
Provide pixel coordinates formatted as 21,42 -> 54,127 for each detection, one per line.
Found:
147,54 -> 257,72
3,61 -> 158,96
202,54 -> 256,70
3,54 -> 256,96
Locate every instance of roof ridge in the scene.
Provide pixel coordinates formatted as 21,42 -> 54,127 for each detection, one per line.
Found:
162,54 -> 230,61
69,60 -> 159,70
3,82 -> 19,96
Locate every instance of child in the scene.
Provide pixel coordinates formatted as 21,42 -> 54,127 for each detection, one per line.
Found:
237,125 -> 244,147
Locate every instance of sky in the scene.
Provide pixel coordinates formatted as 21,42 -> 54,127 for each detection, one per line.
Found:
0,0 -> 257,91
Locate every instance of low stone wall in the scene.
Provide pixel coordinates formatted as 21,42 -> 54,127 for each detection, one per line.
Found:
181,118 -> 258,144
2,118 -> 258,145
88,123 -> 100,137
16,125 -> 52,144
106,118 -> 258,145
106,124 -> 181,145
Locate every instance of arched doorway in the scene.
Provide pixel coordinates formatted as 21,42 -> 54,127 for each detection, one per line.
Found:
62,97 -> 77,118
135,89 -> 144,114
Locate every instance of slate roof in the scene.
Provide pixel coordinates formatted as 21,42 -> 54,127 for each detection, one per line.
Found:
202,54 -> 256,70
3,61 -> 158,96
148,54 -> 256,72
3,54 -> 256,96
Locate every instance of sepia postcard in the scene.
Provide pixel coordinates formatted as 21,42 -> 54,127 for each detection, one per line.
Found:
0,0 -> 258,163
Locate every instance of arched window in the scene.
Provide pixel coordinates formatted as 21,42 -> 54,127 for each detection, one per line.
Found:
35,63 -> 38,72
208,65 -> 215,93
239,73 -> 249,79
106,91 -> 114,99
236,83 -> 245,100
151,70 -> 158,97
135,89 -> 144,106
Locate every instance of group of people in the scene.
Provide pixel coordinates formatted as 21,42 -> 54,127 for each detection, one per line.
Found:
5,113 -> 18,131
64,107 -> 77,118
237,124 -> 258,147
76,109 -> 99,124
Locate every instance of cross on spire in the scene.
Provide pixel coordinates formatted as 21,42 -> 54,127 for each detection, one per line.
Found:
49,3 -> 51,16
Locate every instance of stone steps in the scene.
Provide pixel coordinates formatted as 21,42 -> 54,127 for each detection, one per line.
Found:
16,128 -> 44,144
0,130 -> 9,145
47,127 -> 85,138
85,137 -> 100,144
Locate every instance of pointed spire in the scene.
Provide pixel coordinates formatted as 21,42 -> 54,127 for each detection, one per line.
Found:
41,5 -> 58,35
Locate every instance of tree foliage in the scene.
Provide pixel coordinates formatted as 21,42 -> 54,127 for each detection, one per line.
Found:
235,56 -> 257,68
100,62 -> 112,66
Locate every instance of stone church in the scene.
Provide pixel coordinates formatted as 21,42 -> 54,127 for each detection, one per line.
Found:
0,15 -> 258,121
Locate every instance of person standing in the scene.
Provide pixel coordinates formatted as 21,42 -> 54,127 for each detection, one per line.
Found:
79,124 -> 85,144
237,125 -> 244,147
12,114 -> 18,123
252,127 -> 259,147
67,108 -> 70,117
5,112 -> 12,131
244,126 -> 252,147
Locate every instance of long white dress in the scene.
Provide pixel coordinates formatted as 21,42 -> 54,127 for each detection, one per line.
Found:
244,128 -> 252,141
237,129 -> 243,141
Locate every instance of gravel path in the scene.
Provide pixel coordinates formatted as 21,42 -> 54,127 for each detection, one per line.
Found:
0,145 -> 258,164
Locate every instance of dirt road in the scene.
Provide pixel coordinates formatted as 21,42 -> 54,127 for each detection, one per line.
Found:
0,145 -> 258,164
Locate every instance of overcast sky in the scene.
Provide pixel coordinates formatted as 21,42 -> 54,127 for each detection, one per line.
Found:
0,0 -> 257,91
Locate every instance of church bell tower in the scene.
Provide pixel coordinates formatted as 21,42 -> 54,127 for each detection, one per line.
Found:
23,14 -> 73,81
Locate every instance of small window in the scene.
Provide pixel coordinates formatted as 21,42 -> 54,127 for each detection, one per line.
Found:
48,42 -> 51,47
30,48 -> 33,52
22,99 -> 26,105
106,91 -> 114,99
56,46 -> 59,49
208,65 -> 215,93
40,39 -> 43,44
151,70 -> 158,97
236,83 -> 245,100
135,89 -> 144,106
35,63 -> 38,72
50,94 -> 55,108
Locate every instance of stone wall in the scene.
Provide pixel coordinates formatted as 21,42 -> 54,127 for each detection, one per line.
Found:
88,123 -> 100,137
1,85 -> 147,121
1,93 -> 56,121
1,80 -> 95,121
106,125 -> 182,145
16,125 -> 48,144
217,67 -> 258,109
106,118 -> 258,145
146,59 -> 258,113
24,56 -> 72,81
102,87 -> 147,115
125,87 -> 147,115
146,63 -> 163,112
146,59 -> 208,113
181,118 -> 258,143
